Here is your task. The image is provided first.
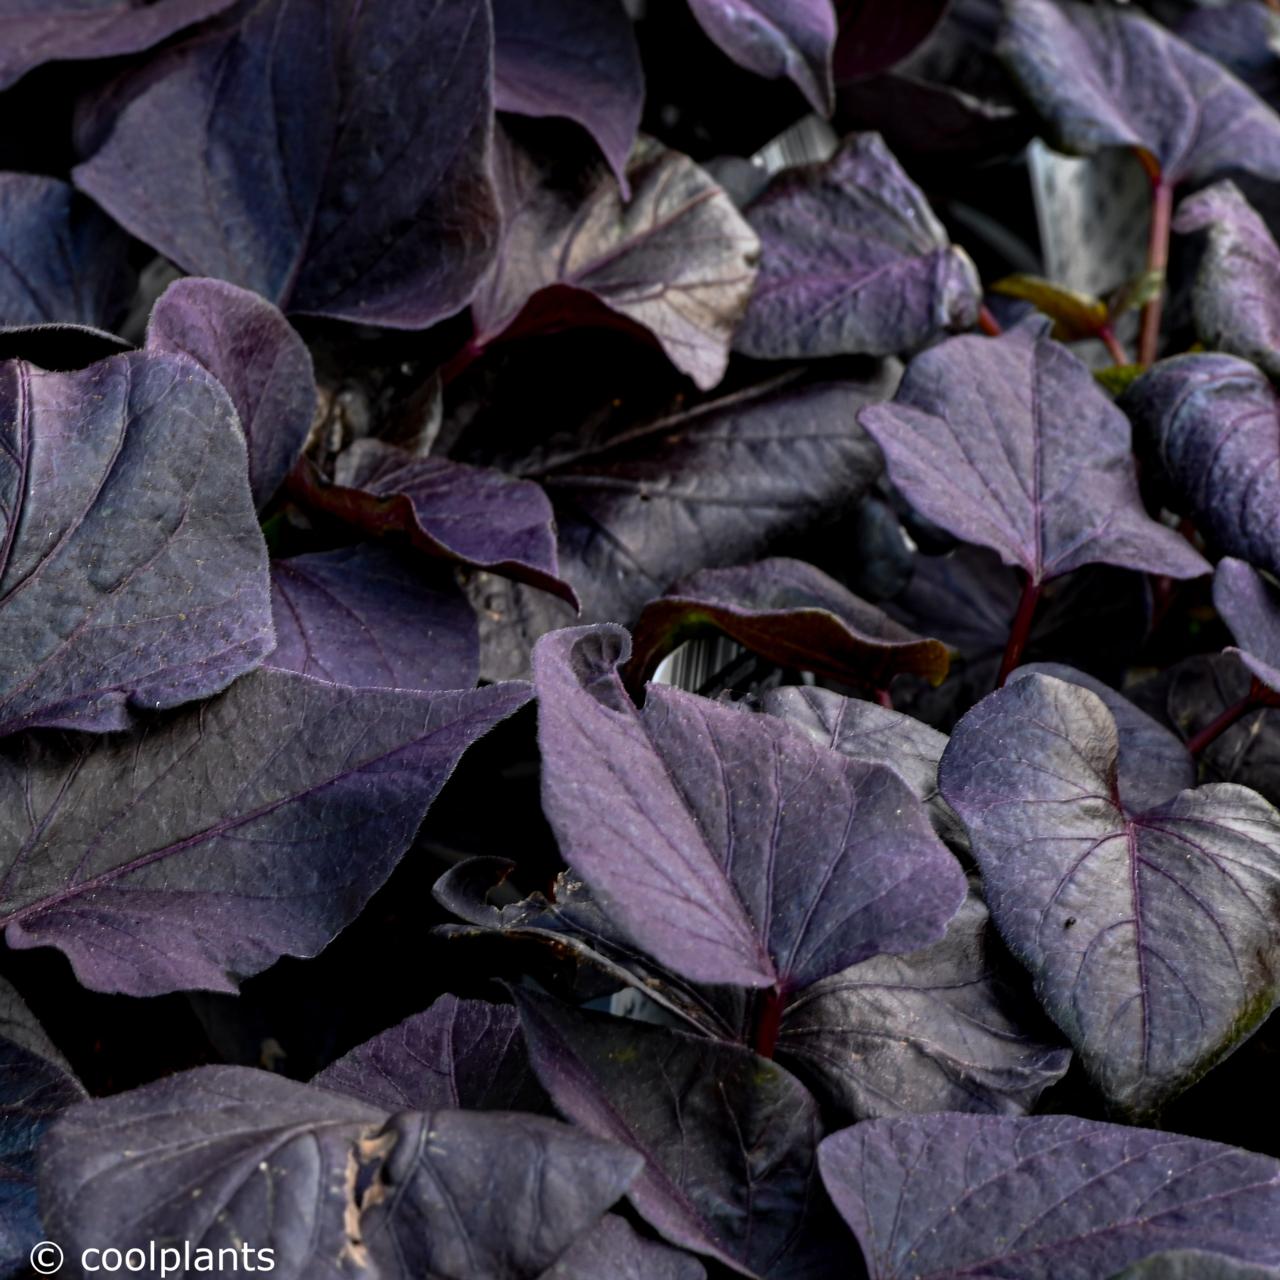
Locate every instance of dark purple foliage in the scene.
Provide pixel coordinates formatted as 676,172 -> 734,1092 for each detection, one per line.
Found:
832,0 -> 950,81
819,1113 -> 1280,1279
547,1215 -> 707,1280
1215,558 -> 1280,694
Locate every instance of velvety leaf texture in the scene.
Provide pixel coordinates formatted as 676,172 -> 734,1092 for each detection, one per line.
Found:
940,673 -> 1280,1114
0,350 -> 274,737
533,624 -> 966,991
73,0 -> 499,328
268,545 -> 479,693
777,893 -> 1072,1122
473,131 -> 760,391
625,556 -> 949,690
859,323 -> 1210,587
1214,557 -> 1280,694
516,989 -> 842,1279
0,0 -> 234,91
312,994 -> 541,1114
735,133 -> 982,360
0,175 -> 131,332
1176,182 -> 1280,382
146,277 -> 316,512
0,977 -> 83,1279
999,0 -> 1280,185
299,439 -> 575,606
39,1065 -> 641,1280
1122,353 -> 1280,578
818,1113 -> 1280,1280
0,670 -> 531,995
492,0 -> 644,191
686,0 -> 837,114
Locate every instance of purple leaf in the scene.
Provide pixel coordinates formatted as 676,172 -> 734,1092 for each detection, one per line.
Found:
939,672 -> 1280,1114
515,989 -> 845,1279
146,278 -> 316,512
999,0 -> 1280,185
0,350 -> 273,738
0,174 -> 131,331
0,670 -> 531,995
1178,0 -> 1280,100
1121,354 -> 1280,579
818,1113 -> 1280,1280
472,131 -> 759,391
1175,183 -> 1280,381
625,556 -> 949,691
73,0 -> 498,329
1117,1254 -> 1280,1280
778,893 -> 1071,1122
312,994 -> 542,1113
686,0 -> 838,115
268,545 -> 479,692
735,133 -> 981,360
0,324 -> 130,371
493,0 -> 643,193
0,0 -> 234,91
858,323 -> 1210,587
296,440 -> 576,607
0,977 -> 84,1279
533,624 -> 966,991
832,0 -> 950,81
545,1215 -> 706,1280
39,1065 -> 641,1280
1214,557 -> 1280,694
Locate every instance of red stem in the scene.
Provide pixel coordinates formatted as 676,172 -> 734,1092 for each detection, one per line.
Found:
978,304 -> 1003,337
875,687 -> 894,709
1138,177 -> 1173,368
996,574 -> 1042,688
752,986 -> 786,1059
1186,693 -> 1259,756
440,335 -> 485,386
1098,324 -> 1130,367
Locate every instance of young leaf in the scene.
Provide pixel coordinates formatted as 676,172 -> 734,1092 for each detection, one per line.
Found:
685,0 -> 837,115
493,0 -> 643,193
858,323 -> 1210,588
73,0 -> 498,328
1214,558 -> 1280,694
0,351 -> 273,738
533,624 -> 966,991
1122,354 -> 1280,578
625,557 -> 949,691
294,440 -> 576,607
268,545 -> 480,692
1176,182 -> 1280,383
472,132 -> 759,391
0,670 -> 531,995
991,274 -> 1108,342
515,989 -> 845,1279
0,175 -> 131,331
146,278 -> 316,512
819,1113 -> 1280,1280
547,1215 -> 706,1280
735,133 -> 981,360
778,893 -> 1071,1122
939,672 -> 1280,1114
312,995 -> 542,1114
39,1066 -> 641,1280
999,0 -> 1280,185
0,0 -> 234,91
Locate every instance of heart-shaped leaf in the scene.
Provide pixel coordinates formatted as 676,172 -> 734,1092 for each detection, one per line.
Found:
146,277 -> 316,512
39,1065 -> 641,1280
735,133 -> 981,360
999,0 -> 1280,185
0,350 -> 273,737
472,132 -> 759,391
625,557 -> 949,691
1122,353 -> 1280,578
0,670 -> 531,995
268,545 -> 479,692
1175,182 -> 1280,381
819,1113 -> 1280,1280
493,0 -> 643,193
534,624 -> 965,991
73,0 -> 498,328
939,672 -> 1280,1114
859,323 -> 1209,588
